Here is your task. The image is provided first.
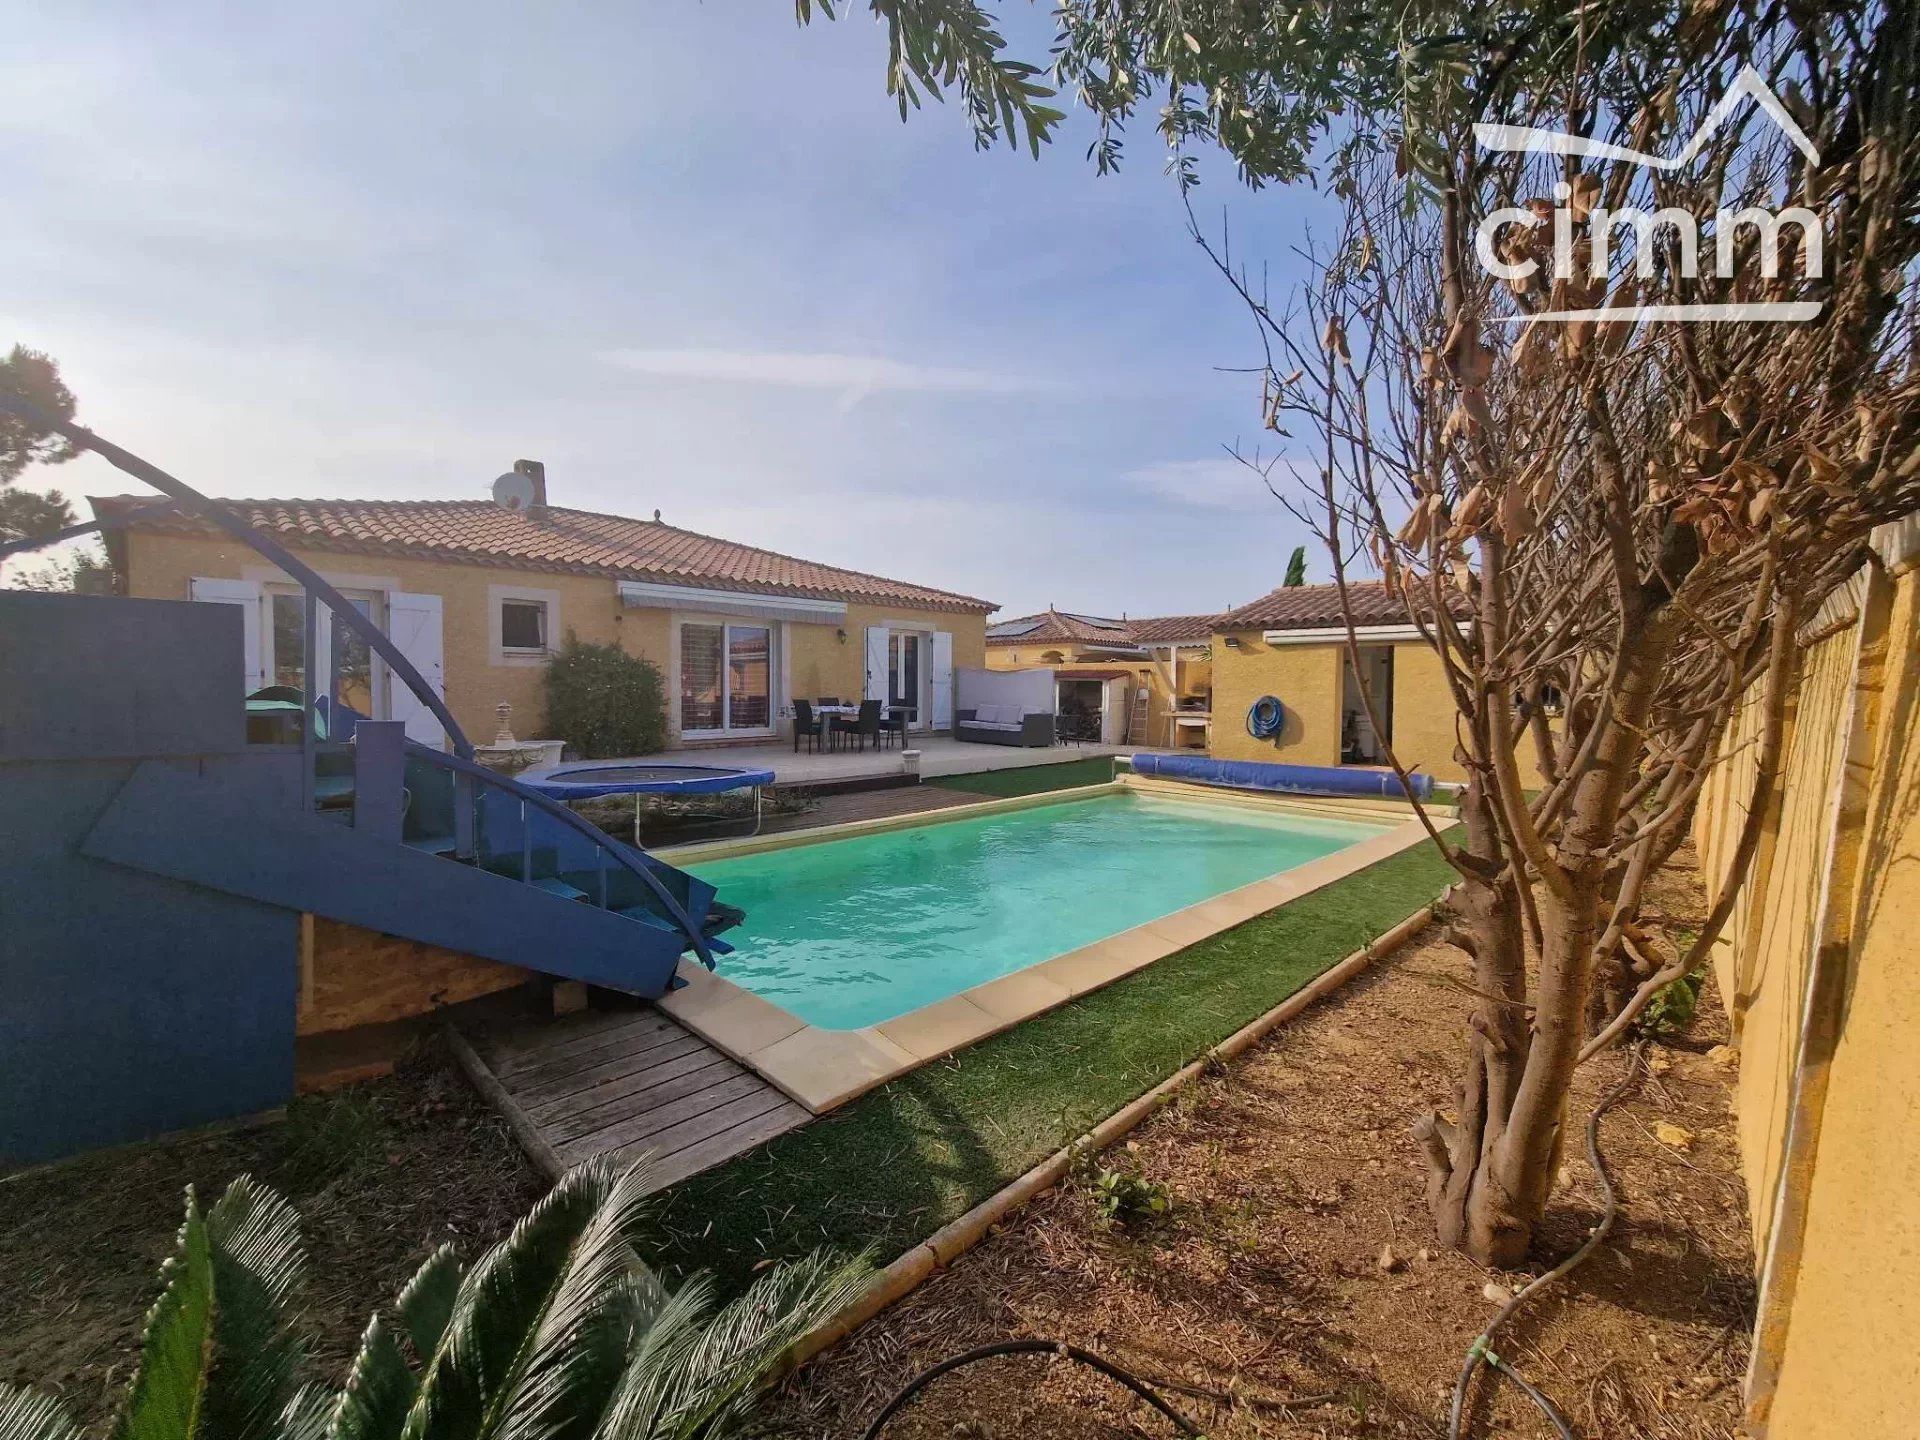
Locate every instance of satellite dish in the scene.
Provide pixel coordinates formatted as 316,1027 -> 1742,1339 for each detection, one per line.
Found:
492,471 -> 537,512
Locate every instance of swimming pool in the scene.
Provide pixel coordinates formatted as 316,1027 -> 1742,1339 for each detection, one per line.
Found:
685,790 -> 1393,1029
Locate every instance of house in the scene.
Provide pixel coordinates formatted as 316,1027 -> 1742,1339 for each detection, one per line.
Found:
1206,580 -> 1472,781
985,608 -> 1214,746
92,467 -> 993,750
987,583 -> 1482,782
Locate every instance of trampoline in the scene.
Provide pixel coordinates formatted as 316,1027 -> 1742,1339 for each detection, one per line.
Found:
517,761 -> 777,838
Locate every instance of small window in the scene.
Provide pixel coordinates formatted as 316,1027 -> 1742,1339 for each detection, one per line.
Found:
500,600 -> 548,652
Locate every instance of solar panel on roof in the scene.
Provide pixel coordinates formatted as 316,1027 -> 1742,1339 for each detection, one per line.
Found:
988,618 -> 1046,637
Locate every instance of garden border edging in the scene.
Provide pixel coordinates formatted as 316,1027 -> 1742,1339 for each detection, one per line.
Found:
775,883 -> 1459,1378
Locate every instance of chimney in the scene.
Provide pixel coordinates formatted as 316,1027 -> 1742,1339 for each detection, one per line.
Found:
514,459 -> 548,518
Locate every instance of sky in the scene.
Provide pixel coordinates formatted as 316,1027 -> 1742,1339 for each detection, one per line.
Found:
2,1 -> 1338,618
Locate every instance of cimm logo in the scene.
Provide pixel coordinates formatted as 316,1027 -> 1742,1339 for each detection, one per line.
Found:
1472,66 -> 1823,323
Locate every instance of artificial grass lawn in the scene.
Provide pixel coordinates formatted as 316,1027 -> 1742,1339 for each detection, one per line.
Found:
645,837 -> 1456,1292
927,754 -> 1118,798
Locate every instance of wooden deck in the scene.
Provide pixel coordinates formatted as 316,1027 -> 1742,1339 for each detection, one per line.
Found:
450,1004 -> 810,1192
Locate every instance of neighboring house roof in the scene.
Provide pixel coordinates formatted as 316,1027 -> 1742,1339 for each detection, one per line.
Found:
985,608 -> 1136,646
985,607 -> 1215,648
1220,579 -> 1460,630
91,495 -> 995,614
1127,614 -> 1219,645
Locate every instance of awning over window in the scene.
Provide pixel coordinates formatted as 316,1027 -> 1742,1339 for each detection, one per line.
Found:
617,580 -> 847,627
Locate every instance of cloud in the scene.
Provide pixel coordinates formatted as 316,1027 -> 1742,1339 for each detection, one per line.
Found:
1122,455 -> 1313,510
599,347 -> 1046,402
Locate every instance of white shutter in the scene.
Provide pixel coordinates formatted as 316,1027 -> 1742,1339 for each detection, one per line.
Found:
930,630 -> 954,728
189,577 -> 265,692
864,626 -> 890,703
385,591 -> 447,748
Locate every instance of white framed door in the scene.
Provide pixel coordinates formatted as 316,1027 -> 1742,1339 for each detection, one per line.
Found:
262,584 -> 387,719
680,620 -> 776,738
887,630 -> 927,728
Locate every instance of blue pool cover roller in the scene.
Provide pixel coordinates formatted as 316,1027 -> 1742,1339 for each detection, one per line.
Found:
1130,751 -> 1434,802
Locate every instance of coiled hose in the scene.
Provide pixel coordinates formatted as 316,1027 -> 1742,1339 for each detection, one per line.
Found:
1246,694 -> 1285,738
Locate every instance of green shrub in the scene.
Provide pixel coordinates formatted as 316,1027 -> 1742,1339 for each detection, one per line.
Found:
1072,1142 -> 1172,1232
1637,969 -> 1706,1041
543,636 -> 667,758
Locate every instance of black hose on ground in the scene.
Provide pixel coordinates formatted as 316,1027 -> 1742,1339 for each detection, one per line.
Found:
1447,1045 -> 1647,1440
858,1338 -> 1204,1439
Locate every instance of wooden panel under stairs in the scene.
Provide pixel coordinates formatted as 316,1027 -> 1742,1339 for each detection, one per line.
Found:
450,1004 -> 809,1193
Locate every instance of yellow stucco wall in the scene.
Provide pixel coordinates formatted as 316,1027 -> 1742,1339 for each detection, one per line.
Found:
1206,633 -> 1548,786
1768,564 -> 1920,1439
1692,536 -> 1920,1439
123,531 -> 985,745
1207,630 -> 1346,766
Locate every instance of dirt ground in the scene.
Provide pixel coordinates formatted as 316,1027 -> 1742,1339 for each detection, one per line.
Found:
0,1039 -> 545,1429
772,892 -> 1753,1437
1,871 -> 1752,1440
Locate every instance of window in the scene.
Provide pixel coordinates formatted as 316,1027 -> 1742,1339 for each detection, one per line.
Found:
489,585 -> 561,666
500,600 -> 547,652
679,620 -> 775,735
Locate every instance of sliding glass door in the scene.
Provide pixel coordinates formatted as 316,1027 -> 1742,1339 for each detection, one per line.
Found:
680,621 -> 774,738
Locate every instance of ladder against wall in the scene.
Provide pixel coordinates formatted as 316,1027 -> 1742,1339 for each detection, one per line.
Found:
1124,683 -> 1150,745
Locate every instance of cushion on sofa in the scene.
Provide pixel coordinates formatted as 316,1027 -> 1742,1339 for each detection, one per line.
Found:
974,703 -> 1003,724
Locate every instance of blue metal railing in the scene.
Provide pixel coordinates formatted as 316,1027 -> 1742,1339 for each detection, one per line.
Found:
0,394 -> 716,969
406,742 -> 716,968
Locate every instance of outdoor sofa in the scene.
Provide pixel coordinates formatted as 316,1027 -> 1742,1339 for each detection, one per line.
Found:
954,705 -> 1055,747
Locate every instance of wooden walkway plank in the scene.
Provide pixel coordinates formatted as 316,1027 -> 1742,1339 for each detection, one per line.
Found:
482,1005 -> 664,1063
511,1033 -> 712,1107
525,1048 -> 738,1129
622,1099 -> 812,1192
538,1056 -> 742,1143
490,1011 -> 681,1079
452,1003 -> 809,1196
553,1071 -> 774,1164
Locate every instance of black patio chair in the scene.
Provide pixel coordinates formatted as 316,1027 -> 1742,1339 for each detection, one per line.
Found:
816,696 -> 841,707
792,699 -> 825,754
831,698 -> 883,753
882,705 -> 912,748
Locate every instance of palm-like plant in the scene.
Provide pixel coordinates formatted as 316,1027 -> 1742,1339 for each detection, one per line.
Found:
0,1161 -> 865,1440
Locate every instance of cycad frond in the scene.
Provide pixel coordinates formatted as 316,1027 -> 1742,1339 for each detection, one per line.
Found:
598,1252 -> 870,1440
204,1175 -> 309,1440
277,1384 -> 337,1440
400,1158 -> 652,1440
395,1247 -> 464,1365
582,1275 -> 714,1440
111,1189 -> 217,1440
487,1159 -> 659,1440
0,1385 -> 83,1440
332,1317 -> 420,1440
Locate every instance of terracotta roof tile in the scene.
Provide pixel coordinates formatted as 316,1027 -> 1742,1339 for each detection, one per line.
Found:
91,495 -> 995,613
1126,614 -> 1218,644
1221,580 -> 1461,629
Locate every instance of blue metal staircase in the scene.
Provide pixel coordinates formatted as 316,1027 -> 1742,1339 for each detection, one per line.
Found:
0,392 -> 738,1002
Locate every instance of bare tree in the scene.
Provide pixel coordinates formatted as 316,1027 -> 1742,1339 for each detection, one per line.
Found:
1203,21 -> 1920,1262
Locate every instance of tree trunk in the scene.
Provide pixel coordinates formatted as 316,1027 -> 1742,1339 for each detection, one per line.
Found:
1416,762 -> 1532,1261
1419,613 -> 1677,1266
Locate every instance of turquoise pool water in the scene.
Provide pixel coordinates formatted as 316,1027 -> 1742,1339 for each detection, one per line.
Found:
686,792 -> 1390,1030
